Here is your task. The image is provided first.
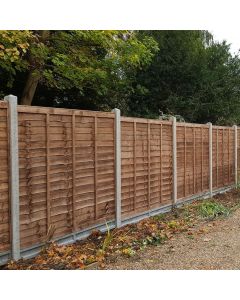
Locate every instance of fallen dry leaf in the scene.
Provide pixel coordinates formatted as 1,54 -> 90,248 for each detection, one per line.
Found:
3,189 -> 239,270
203,238 -> 211,242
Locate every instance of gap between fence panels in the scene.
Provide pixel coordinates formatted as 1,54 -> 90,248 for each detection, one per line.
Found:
1,94 -> 239,265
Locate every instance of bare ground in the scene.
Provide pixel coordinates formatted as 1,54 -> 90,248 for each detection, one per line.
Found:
3,189 -> 240,270
105,209 -> 240,270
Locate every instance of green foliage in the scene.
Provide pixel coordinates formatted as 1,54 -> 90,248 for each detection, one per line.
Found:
0,30 -> 158,108
0,30 -> 32,87
101,222 -> 113,252
1,30 -> 240,126
122,247 -> 136,257
198,200 -> 230,219
128,30 -> 240,124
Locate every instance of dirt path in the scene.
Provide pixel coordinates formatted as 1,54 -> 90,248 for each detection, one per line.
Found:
105,209 -> 240,270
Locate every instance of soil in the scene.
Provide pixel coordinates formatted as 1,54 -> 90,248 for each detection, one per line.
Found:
105,201 -> 240,270
2,189 -> 240,270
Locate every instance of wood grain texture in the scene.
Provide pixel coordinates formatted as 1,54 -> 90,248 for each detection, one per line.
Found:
0,103 -> 238,256
0,106 -> 10,252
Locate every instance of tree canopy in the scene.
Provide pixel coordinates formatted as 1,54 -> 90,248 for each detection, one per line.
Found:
0,30 -> 240,125
128,30 -> 240,125
0,30 -> 158,107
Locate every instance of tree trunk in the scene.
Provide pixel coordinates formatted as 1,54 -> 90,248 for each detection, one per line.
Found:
20,70 -> 40,105
20,30 -> 50,105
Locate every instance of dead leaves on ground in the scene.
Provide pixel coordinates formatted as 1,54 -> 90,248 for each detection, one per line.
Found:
4,216 -> 193,270
4,189 -> 240,270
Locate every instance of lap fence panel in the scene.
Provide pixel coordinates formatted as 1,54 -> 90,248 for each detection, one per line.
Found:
0,101 -> 10,253
0,98 -> 238,263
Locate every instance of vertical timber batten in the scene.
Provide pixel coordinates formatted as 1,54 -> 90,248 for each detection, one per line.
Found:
207,122 -> 213,198
72,113 -> 76,231
94,116 -> 98,220
201,127 -> 203,191
222,129 -> 224,186
133,121 -> 136,211
171,117 -> 177,204
193,128 -> 195,193
147,121 -> 151,209
46,113 -> 51,233
216,128 -> 218,187
233,125 -> 238,186
184,126 -> 186,197
228,128 -> 230,184
4,95 -> 20,260
112,108 -> 121,228
160,124 -> 162,203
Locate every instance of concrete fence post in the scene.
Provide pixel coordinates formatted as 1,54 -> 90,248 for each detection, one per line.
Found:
207,122 -> 213,198
171,116 -> 177,204
4,95 -> 20,260
112,108 -> 121,228
233,125 -> 238,186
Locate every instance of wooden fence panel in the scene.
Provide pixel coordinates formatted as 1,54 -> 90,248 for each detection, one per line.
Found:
149,123 -> 162,209
228,128 -> 235,185
212,126 -> 234,190
176,125 -> 185,199
160,123 -> 173,204
238,128 -> 240,182
0,101 -> 239,260
177,124 -> 210,200
121,118 -> 172,219
93,116 -> 115,223
121,120 -> 135,216
135,121 -> 149,212
48,113 -> 73,240
17,106 -> 115,249
202,127 -> 210,191
0,102 -> 10,253
18,111 -> 48,249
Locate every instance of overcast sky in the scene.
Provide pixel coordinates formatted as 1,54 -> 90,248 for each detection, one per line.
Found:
211,30 -> 240,55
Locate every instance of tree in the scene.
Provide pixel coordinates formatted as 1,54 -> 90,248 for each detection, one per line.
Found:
0,30 -> 158,107
129,30 -> 240,125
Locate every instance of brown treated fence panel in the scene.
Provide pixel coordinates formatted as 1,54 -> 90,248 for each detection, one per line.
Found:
121,120 -> 135,216
135,122 -> 149,213
0,100 -> 239,261
17,106 -> 115,249
159,123 -> 173,204
177,124 -> 209,200
212,127 -> 234,191
202,127 -> 210,192
18,111 -> 48,249
48,113 -> 73,241
95,117 -> 115,222
121,118 -> 172,219
0,102 -> 10,252
226,128 -> 235,186
238,129 -> 240,182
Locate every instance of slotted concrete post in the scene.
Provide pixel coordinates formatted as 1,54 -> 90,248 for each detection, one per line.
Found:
171,116 -> 177,204
4,95 -> 20,260
112,108 -> 121,228
233,125 -> 238,186
207,122 -> 213,198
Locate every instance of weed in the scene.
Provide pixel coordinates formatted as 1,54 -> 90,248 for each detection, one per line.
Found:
167,220 -> 180,229
152,214 -> 165,222
198,200 -> 230,219
122,248 -> 136,257
101,222 -> 113,252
